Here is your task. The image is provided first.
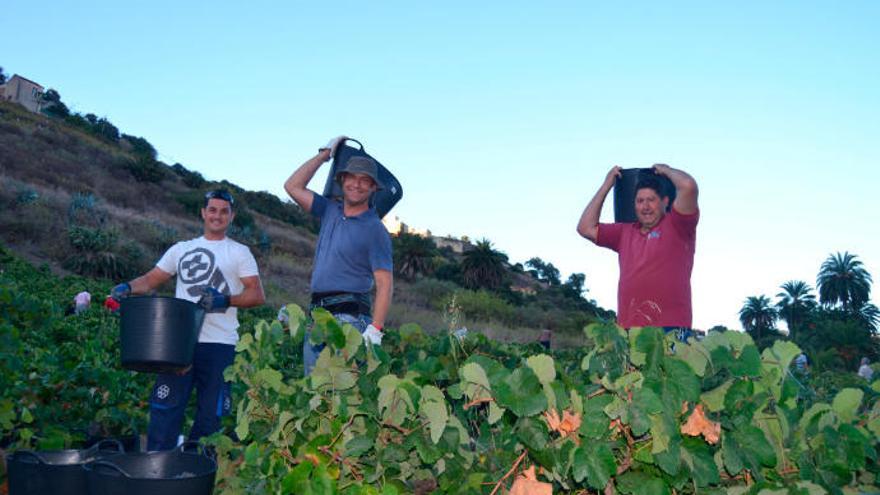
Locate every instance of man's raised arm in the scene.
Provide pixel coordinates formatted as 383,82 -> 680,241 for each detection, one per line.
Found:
653,164 -> 698,215
284,136 -> 345,213
577,166 -> 622,243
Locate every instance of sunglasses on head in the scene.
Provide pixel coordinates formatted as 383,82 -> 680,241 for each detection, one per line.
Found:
204,190 -> 234,206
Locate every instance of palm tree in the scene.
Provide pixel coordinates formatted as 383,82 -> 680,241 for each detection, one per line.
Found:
775,280 -> 816,340
461,239 -> 508,291
392,233 -> 438,281
817,252 -> 872,312
739,295 -> 778,341
855,302 -> 880,332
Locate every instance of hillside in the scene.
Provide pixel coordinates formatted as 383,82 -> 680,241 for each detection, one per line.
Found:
0,99 -> 610,344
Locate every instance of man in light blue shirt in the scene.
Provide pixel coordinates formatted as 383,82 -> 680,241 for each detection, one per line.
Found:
284,137 -> 393,375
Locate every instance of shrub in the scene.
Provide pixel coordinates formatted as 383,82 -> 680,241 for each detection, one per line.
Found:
171,163 -> 206,188
411,278 -> 459,308
63,226 -> 141,279
240,190 -> 310,228
451,289 -> 516,324
120,134 -> 157,160
122,157 -> 168,183
68,192 -> 105,227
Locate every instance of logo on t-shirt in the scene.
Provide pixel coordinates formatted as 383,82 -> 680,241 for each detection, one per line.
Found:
178,247 -> 230,297
648,230 -> 661,240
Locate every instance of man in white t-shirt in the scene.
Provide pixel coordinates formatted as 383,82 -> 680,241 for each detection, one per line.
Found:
111,189 -> 265,450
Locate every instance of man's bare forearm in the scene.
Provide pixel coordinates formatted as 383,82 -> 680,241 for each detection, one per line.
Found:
577,166 -> 621,242
372,271 -> 393,328
284,149 -> 331,210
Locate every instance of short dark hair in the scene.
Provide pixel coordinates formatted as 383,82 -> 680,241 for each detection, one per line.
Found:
204,189 -> 235,208
635,177 -> 667,199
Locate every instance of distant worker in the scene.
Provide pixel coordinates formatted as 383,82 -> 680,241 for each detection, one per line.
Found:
73,291 -> 91,314
103,294 -> 120,313
277,305 -> 290,326
110,189 -> 265,450
794,352 -> 809,375
284,136 -> 393,376
539,328 -> 552,350
577,164 -> 699,337
858,357 -> 873,381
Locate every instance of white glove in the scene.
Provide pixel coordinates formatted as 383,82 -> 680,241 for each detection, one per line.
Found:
319,136 -> 346,157
363,324 -> 383,346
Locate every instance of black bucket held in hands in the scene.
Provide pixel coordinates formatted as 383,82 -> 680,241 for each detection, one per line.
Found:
120,296 -> 205,373
84,442 -> 216,495
7,439 -> 124,495
613,168 -> 677,223
323,138 -> 403,219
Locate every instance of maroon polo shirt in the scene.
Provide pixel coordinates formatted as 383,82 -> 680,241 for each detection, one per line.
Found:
597,208 -> 699,328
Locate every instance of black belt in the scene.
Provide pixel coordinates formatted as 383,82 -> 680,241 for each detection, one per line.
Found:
310,292 -> 371,315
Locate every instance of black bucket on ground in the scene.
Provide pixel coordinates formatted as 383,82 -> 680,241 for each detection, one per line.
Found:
322,138 -> 403,219
7,439 -> 124,495
84,442 -> 216,495
119,296 -> 205,373
613,168 -> 677,223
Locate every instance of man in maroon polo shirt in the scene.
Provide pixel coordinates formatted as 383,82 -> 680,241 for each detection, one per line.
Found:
576,164 -> 699,334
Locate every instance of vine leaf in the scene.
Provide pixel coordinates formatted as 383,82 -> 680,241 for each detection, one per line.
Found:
572,441 -> 617,489
527,354 -> 556,384
509,466 -> 552,495
419,385 -> 448,444
543,408 -> 582,443
681,403 -> 720,444
832,388 -> 863,424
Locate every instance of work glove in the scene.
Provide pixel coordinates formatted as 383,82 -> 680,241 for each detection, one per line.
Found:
362,324 -> 383,346
110,282 -> 131,302
319,136 -> 346,158
197,287 -> 230,313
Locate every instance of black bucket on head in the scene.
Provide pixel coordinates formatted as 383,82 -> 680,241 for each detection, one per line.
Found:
119,296 -> 205,373
322,138 -> 403,219
613,168 -> 677,223
7,439 -> 124,495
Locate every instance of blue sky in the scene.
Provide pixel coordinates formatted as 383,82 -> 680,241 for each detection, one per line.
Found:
3,1 -> 878,330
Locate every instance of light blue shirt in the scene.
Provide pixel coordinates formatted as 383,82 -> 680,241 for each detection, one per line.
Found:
309,194 -> 392,294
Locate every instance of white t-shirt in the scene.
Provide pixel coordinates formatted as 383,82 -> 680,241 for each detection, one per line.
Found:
858,364 -> 873,381
156,236 -> 259,345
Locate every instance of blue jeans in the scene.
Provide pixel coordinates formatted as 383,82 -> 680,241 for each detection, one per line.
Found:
303,312 -> 370,376
147,343 -> 234,451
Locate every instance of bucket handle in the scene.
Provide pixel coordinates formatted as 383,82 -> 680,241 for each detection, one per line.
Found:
88,439 -> 125,454
88,459 -> 133,478
179,440 -> 217,461
11,450 -> 47,464
178,440 -> 203,455
332,138 -> 364,161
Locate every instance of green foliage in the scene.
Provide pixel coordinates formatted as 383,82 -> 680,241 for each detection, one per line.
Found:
525,257 -> 561,286
239,189 -> 313,229
739,295 -> 778,343
451,289 -> 515,324
818,251 -> 873,313
410,278 -> 459,308
392,232 -> 438,281
63,226 -> 144,279
120,133 -> 157,160
208,313 -> 880,494
461,239 -> 508,291
0,247 -> 151,453
171,162 -> 207,188
121,156 -> 168,183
